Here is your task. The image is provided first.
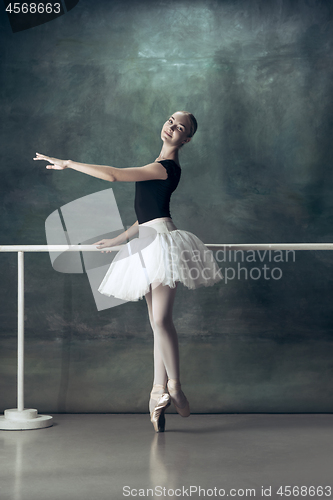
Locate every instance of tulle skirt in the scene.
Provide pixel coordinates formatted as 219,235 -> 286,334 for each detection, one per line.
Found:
98,217 -> 223,302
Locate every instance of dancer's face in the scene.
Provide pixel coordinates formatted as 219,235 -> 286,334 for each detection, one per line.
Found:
161,112 -> 192,148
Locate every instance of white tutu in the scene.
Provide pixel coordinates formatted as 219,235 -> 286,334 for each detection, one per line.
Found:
98,217 -> 223,302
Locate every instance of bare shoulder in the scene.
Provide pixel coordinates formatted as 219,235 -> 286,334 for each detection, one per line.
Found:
142,161 -> 169,180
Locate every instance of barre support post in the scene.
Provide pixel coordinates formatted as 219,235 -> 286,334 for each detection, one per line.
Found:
0,251 -> 53,430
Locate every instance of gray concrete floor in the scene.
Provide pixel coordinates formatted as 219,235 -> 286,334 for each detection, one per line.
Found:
0,414 -> 332,500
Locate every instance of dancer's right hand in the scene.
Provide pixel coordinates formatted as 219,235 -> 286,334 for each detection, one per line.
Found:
33,153 -> 68,169
93,238 -> 119,253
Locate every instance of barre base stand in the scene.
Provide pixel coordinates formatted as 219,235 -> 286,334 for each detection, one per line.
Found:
0,252 -> 53,431
0,409 -> 53,430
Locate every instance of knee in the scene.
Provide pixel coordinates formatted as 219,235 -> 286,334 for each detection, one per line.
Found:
153,315 -> 172,330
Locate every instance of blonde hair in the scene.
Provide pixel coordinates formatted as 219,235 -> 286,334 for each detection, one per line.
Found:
179,110 -> 198,138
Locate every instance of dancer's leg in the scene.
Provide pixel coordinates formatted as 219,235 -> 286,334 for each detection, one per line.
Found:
150,282 -> 189,412
150,282 -> 179,381
145,286 -> 168,387
145,286 -> 168,415
146,282 -> 189,413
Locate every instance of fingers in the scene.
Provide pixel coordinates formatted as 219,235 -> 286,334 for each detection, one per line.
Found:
33,152 -> 49,161
92,240 -> 106,249
34,153 -> 67,171
33,153 -> 53,165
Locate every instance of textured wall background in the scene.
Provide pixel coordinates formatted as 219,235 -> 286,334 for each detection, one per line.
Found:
1,0 -> 333,413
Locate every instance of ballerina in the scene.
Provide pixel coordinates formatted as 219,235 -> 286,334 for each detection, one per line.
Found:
34,111 -> 222,432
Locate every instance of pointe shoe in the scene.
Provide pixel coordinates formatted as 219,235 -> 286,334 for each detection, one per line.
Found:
167,379 -> 190,417
150,393 -> 171,432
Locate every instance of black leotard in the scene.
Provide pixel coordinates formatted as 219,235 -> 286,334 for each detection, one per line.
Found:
134,159 -> 181,224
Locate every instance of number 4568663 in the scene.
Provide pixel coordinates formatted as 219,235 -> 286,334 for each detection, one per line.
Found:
6,3 -> 61,14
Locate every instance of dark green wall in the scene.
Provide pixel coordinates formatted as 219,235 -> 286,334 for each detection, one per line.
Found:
1,0 -> 333,413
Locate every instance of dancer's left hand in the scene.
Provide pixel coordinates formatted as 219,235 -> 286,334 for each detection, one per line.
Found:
92,238 -> 119,253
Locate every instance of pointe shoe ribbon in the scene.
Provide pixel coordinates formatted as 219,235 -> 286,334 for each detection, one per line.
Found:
150,393 -> 171,432
167,379 -> 190,417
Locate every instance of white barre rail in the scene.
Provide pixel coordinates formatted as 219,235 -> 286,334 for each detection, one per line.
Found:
2,243 -> 333,251
0,242 -> 332,430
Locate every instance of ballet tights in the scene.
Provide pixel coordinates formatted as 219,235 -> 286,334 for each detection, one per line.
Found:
145,282 -> 188,410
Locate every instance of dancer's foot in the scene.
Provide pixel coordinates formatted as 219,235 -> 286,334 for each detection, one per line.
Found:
149,384 -> 171,432
167,379 -> 190,417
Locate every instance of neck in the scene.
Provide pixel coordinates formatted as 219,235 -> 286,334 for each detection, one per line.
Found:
156,145 -> 179,163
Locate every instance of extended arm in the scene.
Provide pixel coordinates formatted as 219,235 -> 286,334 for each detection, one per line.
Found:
33,153 -> 168,182
93,220 -> 139,252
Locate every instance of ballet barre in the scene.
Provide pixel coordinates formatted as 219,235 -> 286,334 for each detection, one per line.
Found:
0,242 -> 332,430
